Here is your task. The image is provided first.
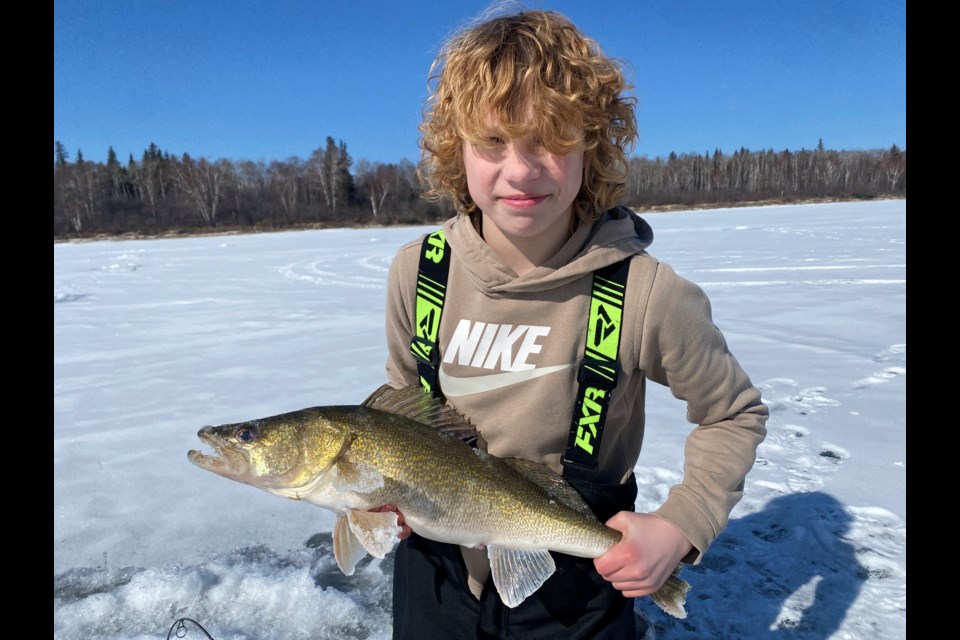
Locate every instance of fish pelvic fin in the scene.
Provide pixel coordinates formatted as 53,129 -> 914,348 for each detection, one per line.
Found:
332,508 -> 402,576
487,545 -> 556,609
650,565 -> 691,619
361,384 -> 479,445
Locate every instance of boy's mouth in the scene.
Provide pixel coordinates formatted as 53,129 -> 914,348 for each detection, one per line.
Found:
499,194 -> 549,208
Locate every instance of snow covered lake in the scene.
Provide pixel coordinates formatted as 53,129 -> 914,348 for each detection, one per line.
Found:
54,199 -> 906,639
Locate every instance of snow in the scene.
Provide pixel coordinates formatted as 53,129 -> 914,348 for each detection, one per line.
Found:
54,199 -> 906,639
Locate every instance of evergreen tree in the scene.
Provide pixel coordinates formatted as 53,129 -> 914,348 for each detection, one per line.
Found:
144,142 -> 161,162
54,140 -> 69,167
76,149 -> 85,164
106,146 -> 127,198
311,136 -> 354,216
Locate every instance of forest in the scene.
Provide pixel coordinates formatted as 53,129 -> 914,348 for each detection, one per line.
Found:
53,137 -> 905,239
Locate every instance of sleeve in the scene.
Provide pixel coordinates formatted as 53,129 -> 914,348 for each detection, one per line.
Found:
385,242 -> 421,390
639,262 -> 769,564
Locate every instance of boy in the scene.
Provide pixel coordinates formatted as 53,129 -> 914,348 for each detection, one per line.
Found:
381,8 -> 768,639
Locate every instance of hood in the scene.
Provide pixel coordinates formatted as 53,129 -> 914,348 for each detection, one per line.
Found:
444,206 -> 654,295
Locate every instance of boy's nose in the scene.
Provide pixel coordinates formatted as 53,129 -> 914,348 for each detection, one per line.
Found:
501,144 -> 542,182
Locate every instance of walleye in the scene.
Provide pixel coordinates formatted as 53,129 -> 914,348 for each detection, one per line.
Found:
187,383 -> 690,617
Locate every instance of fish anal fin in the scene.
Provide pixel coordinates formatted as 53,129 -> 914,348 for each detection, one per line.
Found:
345,508 -> 402,559
501,458 -> 594,517
487,545 -> 556,608
332,513 -> 367,576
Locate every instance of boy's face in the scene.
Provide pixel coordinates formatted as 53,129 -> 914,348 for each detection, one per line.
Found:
462,120 -> 584,244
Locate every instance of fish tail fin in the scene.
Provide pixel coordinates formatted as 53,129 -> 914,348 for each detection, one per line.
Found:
650,565 -> 690,619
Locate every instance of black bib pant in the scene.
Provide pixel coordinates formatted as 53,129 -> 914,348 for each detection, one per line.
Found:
391,474 -> 641,639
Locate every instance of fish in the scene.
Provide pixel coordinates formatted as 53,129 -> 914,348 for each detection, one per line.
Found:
187,383 -> 690,618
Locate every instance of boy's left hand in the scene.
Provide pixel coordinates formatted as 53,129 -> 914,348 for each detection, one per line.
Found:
593,512 -> 692,597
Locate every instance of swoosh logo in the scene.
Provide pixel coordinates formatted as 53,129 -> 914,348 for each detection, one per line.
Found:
438,363 -> 573,397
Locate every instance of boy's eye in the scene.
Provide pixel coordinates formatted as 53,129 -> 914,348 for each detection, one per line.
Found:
486,136 -> 504,146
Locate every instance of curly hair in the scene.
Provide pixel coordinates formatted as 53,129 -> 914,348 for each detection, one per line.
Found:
418,8 -> 638,224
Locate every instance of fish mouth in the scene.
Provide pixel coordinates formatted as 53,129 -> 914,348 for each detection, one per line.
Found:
187,427 -> 248,478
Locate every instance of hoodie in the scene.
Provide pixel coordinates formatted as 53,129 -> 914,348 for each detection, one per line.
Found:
385,207 -> 768,572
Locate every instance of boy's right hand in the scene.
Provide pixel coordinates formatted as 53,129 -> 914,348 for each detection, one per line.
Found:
594,511 -> 692,597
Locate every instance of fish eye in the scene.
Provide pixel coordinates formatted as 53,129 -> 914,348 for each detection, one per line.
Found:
235,425 -> 259,444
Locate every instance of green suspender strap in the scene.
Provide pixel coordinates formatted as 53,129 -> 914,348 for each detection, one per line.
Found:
561,258 -> 631,471
410,229 -> 450,398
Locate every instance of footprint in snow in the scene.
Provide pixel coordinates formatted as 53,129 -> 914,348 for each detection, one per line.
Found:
758,378 -> 841,417
753,423 -> 849,494
856,344 -> 906,389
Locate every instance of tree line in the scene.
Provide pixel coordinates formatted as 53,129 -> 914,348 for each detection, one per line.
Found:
53,138 -> 905,239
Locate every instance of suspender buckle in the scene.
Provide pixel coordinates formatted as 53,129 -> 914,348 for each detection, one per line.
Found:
410,337 -> 440,366
577,359 -> 620,391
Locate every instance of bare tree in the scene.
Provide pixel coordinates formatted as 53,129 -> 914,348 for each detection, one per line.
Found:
356,160 -> 391,219
173,154 -> 227,226
228,160 -> 269,222
885,145 -> 905,191
69,161 -> 104,232
270,158 -> 302,218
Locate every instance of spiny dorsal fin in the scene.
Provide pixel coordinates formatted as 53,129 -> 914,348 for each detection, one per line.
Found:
501,458 -> 596,517
361,384 -> 479,445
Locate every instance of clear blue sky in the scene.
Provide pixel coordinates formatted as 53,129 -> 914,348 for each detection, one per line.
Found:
54,0 -> 906,167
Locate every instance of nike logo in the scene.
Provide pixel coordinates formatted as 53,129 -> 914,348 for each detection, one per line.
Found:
438,363 -> 572,397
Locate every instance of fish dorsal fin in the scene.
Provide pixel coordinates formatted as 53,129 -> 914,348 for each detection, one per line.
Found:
487,545 -> 556,608
501,458 -> 596,517
361,384 -> 478,445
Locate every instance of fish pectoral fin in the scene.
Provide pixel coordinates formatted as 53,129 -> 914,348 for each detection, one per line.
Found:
332,513 -> 368,576
345,508 -> 402,559
334,459 -> 385,494
487,545 -> 556,609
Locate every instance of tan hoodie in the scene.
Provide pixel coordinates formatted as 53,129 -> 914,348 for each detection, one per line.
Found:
385,207 -> 768,584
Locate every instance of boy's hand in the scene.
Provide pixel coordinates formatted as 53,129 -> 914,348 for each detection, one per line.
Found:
368,504 -> 412,540
593,512 -> 692,597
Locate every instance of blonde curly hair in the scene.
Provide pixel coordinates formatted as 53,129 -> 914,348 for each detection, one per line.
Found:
418,9 -> 638,224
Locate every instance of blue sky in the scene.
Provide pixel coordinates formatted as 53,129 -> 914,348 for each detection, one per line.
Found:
54,0 -> 906,167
